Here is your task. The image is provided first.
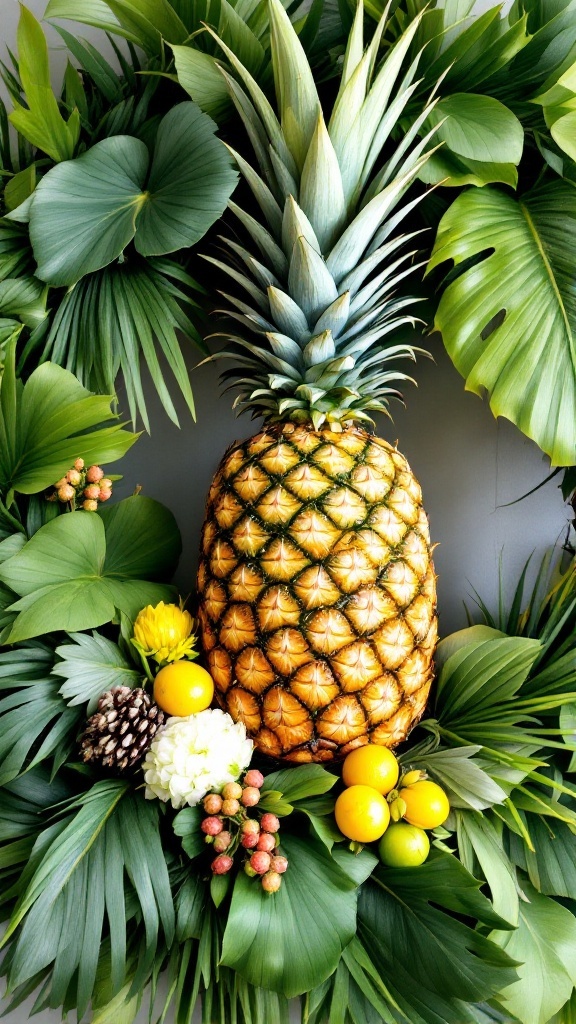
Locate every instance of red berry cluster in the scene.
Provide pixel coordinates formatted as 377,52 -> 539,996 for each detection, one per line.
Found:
47,459 -> 113,511
200,769 -> 289,894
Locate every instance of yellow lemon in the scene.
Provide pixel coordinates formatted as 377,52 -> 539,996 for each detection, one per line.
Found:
399,780 -> 450,829
153,661 -> 214,717
334,785 -> 390,843
342,744 -> 399,795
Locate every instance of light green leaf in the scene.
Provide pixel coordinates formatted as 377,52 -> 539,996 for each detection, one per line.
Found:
456,811 -> 519,925
9,6 -> 79,163
53,631 -> 142,713
45,0 -> 138,43
435,625 -> 506,674
0,496 -> 180,641
419,148 -> 519,188
24,102 -> 238,286
4,165 -> 37,214
359,852 -> 518,1014
260,764 -> 338,811
221,834 -> 359,996
492,880 -> 576,1024
435,636 -> 542,722
267,0 -> 321,170
171,46 -> 230,122
0,341 -> 137,496
428,182 -> 576,466
427,94 -> 524,165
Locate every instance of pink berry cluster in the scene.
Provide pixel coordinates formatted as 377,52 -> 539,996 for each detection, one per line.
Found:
47,459 -> 113,511
200,769 -> 288,894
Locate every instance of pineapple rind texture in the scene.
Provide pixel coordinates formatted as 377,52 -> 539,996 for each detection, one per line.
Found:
198,424 -> 437,761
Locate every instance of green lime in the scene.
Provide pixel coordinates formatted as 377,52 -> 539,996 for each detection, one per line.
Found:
378,822 -> 430,867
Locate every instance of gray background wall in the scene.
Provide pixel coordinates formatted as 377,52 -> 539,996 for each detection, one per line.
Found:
0,0 -> 570,1020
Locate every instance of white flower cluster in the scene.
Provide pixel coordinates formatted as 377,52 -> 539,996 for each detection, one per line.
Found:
142,708 -> 253,808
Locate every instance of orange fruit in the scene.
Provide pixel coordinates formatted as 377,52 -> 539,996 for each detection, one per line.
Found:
399,780 -> 450,829
334,784 -> 390,843
342,744 -> 399,795
153,661 -> 214,717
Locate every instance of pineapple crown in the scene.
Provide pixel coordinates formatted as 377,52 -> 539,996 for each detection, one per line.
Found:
204,0 -> 442,430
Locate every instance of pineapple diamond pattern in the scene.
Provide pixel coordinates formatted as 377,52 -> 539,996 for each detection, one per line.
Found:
197,425 -> 437,761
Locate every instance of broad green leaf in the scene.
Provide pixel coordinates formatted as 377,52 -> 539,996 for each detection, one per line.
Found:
435,625 -> 506,673
0,276 -> 46,329
221,834 -> 360,996
22,102 -> 238,287
359,853 -> 518,1015
509,813 -> 576,899
173,806 -> 204,860
428,182 -> 576,466
9,6 -> 79,163
260,764 -> 337,811
53,631 -> 142,713
98,495 -> 181,581
0,341 -> 137,497
171,46 -> 230,122
427,93 -> 524,165
4,165 -> 36,213
435,636 -> 542,722
45,0 -> 139,43
419,147 -> 519,188
456,811 -> 519,925
0,496 -> 180,641
492,880 -> 576,1024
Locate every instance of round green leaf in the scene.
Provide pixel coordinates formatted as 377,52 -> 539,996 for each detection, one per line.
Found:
220,834 -> 360,997
428,182 -> 576,466
27,102 -> 238,287
29,135 -> 150,286
428,93 -> 524,165
134,102 -> 238,256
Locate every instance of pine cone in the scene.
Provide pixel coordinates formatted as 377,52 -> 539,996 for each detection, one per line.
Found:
80,687 -> 165,774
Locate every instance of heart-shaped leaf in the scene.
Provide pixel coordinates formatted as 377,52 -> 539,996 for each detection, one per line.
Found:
21,102 -> 238,287
221,834 -> 367,996
0,495 -> 180,641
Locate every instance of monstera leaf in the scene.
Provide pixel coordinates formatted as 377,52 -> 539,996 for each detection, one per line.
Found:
12,102 -> 237,288
0,495 -> 180,641
428,181 -> 576,466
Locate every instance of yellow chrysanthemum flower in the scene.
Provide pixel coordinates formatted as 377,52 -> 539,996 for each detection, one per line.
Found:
133,601 -> 197,664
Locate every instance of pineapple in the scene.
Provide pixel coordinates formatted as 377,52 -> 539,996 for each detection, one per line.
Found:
197,0 -> 441,761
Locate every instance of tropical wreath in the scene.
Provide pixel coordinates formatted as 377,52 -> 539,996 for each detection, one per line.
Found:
2,0 -> 576,1022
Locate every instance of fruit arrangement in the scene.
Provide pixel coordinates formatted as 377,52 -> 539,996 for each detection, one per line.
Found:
196,0 -> 438,764
47,459 -> 113,510
335,744 -> 450,866
201,775 -> 289,893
